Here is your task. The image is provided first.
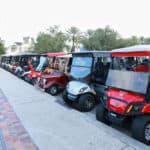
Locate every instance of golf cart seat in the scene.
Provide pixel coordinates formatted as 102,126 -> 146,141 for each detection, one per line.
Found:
92,61 -> 104,83
142,59 -> 149,65
133,59 -> 149,72
94,61 -> 104,75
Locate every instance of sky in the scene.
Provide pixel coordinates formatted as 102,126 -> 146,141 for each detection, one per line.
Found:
0,0 -> 150,46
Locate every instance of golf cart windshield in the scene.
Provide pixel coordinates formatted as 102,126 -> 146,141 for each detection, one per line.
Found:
70,57 -> 93,79
106,69 -> 149,94
36,56 -> 47,71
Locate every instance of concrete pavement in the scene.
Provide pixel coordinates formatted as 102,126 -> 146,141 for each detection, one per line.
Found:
0,68 -> 149,150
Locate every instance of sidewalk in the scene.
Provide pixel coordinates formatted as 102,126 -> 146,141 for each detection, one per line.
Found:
0,68 -> 149,150
0,90 -> 37,150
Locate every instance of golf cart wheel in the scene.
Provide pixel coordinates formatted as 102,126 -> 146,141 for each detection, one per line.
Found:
131,115 -> 150,145
31,78 -> 37,85
63,90 -> 73,105
78,94 -> 95,112
47,85 -> 58,96
24,75 -> 29,82
96,104 -> 109,124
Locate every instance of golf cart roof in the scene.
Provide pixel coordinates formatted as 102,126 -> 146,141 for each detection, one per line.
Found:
72,51 -> 111,57
43,52 -> 66,57
1,53 -> 40,57
112,45 -> 150,57
56,54 -> 72,58
18,54 -> 40,57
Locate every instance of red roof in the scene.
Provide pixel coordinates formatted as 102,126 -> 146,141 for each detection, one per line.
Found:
42,52 -> 66,57
112,45 -> 150,57
112,51 -> 150,57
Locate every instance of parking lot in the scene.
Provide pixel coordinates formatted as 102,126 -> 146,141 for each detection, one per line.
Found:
0,68 -> 149,150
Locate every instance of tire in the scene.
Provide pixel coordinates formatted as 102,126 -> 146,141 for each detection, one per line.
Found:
17,72 -> 22,78
31,78 -> 37,85
62,90 -> 73,105
96,104 -> 109,124
78,94 -> 95,112
47,85 -> 58,96
131,115 -> 150,145
24,75 -> 29,82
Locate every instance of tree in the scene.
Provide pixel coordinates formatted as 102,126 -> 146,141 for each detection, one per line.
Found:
143,37 -> 150,44
115,36 -> 139,49
66,27 -> 83,52
34,26 -> 67,53
82,26 -> 142,50
82,26 -> 120,50
0,40 -> 5,55
81,30 -> 95,50
34,25 -> 149,53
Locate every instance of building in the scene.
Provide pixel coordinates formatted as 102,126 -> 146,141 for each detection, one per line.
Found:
7,37 -> 35,55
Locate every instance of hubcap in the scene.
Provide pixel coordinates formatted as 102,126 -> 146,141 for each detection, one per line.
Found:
85,98 -> 94,109
145,123 -> 150,141
50,86 -> 57,94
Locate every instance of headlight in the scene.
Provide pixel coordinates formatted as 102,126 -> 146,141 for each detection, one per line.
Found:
79,87 -> 88,93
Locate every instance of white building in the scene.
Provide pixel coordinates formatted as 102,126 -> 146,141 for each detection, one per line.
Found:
7,37 -> 35,55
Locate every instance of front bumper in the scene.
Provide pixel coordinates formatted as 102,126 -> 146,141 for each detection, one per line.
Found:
65,90 -> 79,101
107,111 -> 127,125
66,81 -> 93,101
68,93 -> 78,101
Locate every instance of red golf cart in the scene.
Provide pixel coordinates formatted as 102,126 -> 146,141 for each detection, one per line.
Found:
37,54 -> 72,95
96,45 -> 150,145
25,52 -> 66,85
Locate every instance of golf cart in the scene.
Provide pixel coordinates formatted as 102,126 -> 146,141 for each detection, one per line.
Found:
14,54 -> 40,78
63,51 -> 111,112
8,55 -> 20,73
1,55 -> 12,70
25,52 -> 66,85
37,54 -> 72,95
0,55 -> 6,68
96,45 -> 150,145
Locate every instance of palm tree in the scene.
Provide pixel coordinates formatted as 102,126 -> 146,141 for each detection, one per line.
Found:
66,27 -> 83,52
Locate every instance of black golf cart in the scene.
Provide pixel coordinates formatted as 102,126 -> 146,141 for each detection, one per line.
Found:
63,51 -> 112,112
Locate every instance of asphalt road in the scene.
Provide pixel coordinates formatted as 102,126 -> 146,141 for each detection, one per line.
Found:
0,68 -> 149,150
